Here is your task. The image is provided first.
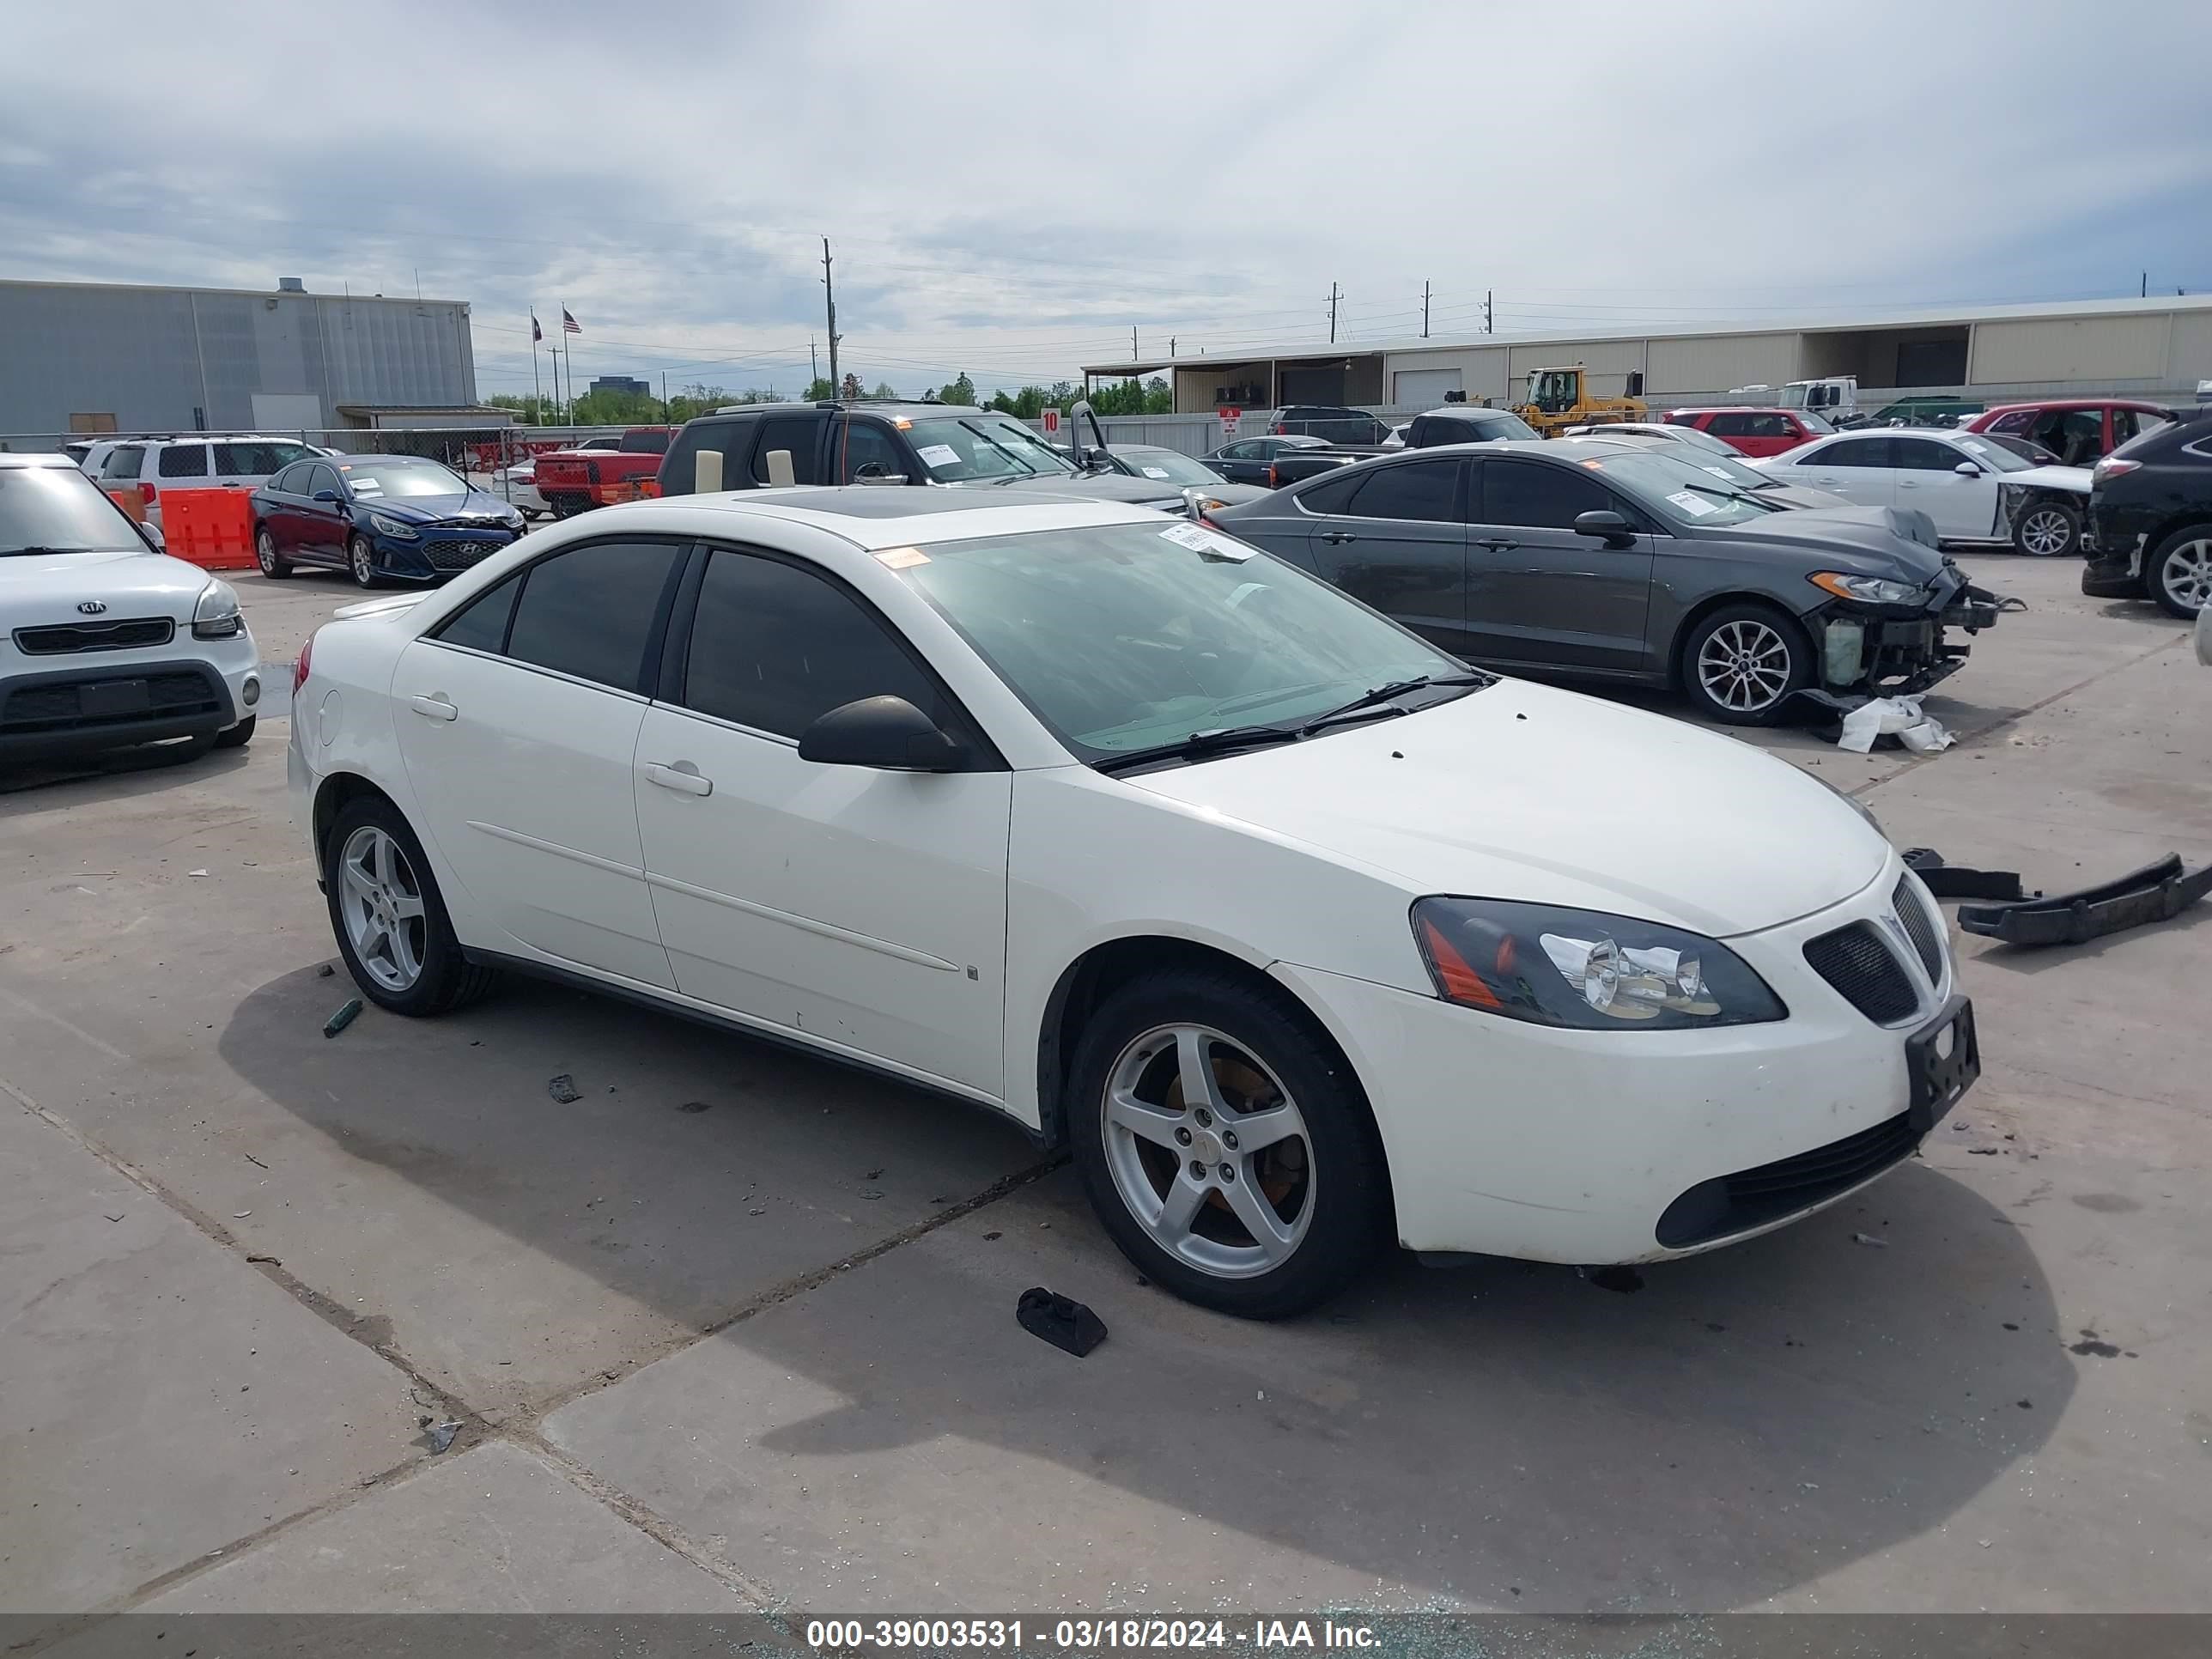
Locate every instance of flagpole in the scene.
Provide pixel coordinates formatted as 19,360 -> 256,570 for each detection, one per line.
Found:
531,314 -> 543,426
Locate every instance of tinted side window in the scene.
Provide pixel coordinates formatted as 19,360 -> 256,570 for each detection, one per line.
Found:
836,419 -> 907,482
618,429 -> 672,454
1894,438 -> 1964,471
103,446 -> 145,480
681,550 -> 945,741
1813,437 -> 1893,469
309,464 -> 343,496
269,461 -> 312,493
1344,460 -> 1459,522
159,444 -> 210,478
1706,412 -> 1756,437
663,416 -> 757,496
750,415 -> 824,485
506,541 -> 684,690
215,442 -> 287,477
1480,458 -> 1609,529
433,572 -> 521,653
1990,411 -> 2033,434
1219,441 -> 1255,460
1747,413 -> 1794,439
1294,471 -> 1366,515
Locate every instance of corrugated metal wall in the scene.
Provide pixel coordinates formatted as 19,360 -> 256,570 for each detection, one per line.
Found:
1971,315 -> 2167,385
0,282 -> 475,435
1646,331 -> 1800,396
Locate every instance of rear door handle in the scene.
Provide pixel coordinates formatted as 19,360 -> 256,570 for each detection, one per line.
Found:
408,695 -> 459,721
1322,530 -> 1355,544
1474,538 -> 1520,551
644,761 -> 713,797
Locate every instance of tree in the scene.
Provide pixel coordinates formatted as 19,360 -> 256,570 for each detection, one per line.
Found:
937,372 -> 977,407
869,381 -> 899,400
804,377 -> 836,402
840,373 -> 863,400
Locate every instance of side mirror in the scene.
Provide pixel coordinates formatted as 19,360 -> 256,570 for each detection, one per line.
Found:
1952,460 -> 1982,477
1574,509 -> 1638,547
137,520 -> 166,551
313,488 -> 340,502
853,463 -> 908,486
798,696 -> 968,772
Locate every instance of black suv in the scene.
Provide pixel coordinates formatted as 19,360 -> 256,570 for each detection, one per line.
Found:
1258,404 -> 1392,444
2081,411 -> 2212,618
658,401 -> 1193,513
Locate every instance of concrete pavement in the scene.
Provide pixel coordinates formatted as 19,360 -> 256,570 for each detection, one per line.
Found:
3,556 -> 2206,1630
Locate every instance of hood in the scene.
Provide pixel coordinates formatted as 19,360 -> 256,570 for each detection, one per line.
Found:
1702,504 -> 1946,579
2001,464 -> 2093,495
357,489 -> 518,526
953,471 -> 1190,512
1127,677 -> 1887,938
0,547 -> 218,623
1753,481 -> 1852,512
1185,481 -> 1271,508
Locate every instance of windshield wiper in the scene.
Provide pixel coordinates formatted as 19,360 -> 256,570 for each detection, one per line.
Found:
1091,724 -> 1306,775
1297,672 -> 1492,733
2,544 -> 115,556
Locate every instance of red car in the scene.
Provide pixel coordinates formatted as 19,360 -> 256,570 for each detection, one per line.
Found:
1962,399 -> 2178,468
1662,406 -> 1832,458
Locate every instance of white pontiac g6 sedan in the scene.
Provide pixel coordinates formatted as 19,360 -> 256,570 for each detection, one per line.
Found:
289,487 -> 1978,1316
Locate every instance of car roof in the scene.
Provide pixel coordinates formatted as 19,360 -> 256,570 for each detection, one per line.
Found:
1979,398 -> 2167,414
0,453 -> 76,470
327,453 -> 445,465
1664,405 -> 1796,416
701,400 -> 985,420
599,486 -> 1161,551
1417,406 -> 1518,418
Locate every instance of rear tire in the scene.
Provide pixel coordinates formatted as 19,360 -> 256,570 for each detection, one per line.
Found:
348,534 -> 380,589
253,526 -> 293,579
1679,602 -> 1813,726
215,714 -> 255,749
1067,967 -> 1389,1319
2011,499 -> 2079,558
2147,525 -> 2212,619
322,795 -> 497,1017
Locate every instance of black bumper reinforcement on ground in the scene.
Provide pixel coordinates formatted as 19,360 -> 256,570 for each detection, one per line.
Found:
1957,854 -> 2212,947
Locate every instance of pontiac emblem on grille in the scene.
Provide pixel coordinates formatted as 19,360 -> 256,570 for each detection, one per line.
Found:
77,600 -> 106,614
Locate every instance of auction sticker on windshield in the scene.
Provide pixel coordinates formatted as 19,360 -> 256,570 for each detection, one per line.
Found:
1141,465 -> 1172,479
915,444 -> 961,468
1667,490 -> 1720,517
1159,521 -> 1251,559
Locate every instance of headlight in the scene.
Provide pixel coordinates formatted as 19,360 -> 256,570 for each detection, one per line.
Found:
1411,897 -> 1787,1030
1810,769 -> 1886,839
1809,570 -> 1923,605
191,578 -> 243,640
369,513 -> 419,540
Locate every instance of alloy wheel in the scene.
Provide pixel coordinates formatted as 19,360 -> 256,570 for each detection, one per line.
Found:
1696,618 -> 1793,713
1100,1024 -> 1315,1279
2159,539 -> 2212,611
2019,507 -> 2073,556
337,824 -> 427,992
351,538 -> 375,585
256,528 -> 279,574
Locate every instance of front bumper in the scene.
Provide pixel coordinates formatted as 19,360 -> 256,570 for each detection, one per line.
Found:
1274,855 -> 1961,1264
1809,574 -> 1999,696
1,629 -> 260,759
374,526 -> 518,583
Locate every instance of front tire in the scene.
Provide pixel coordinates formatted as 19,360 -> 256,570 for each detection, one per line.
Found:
2148,525 -> 2212,619
323,796 -> 497,1016
1068,968 -> 1389,1319
2012,499 -> 2079,558
1680,602 -> 1813,726
254,526 -> 293,579
348,534 -> 380,589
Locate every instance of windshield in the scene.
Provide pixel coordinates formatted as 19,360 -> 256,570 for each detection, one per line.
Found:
339,459 -> 471,498
1115,449 -> 1221,485
0,465 -> 146,556
1638,447 -> 1772,490
906,416 -> 1079,483
1800,410 -> 1837,434
1528,371 -> 1577,413
890,520 -> 1473,760
1948,435 -> 2032,473
1573,450 -> 1780,527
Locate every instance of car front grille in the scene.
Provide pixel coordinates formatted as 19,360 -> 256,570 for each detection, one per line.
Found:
12,617 -> 175,655
1,666 -> 225,733
1656,1109 -> 1921,1249
1892,877 -> 1946,986
1802,922 -> 1920,1024
422,538 -> 507,572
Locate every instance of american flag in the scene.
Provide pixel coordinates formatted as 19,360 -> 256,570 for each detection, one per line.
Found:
562,308 -> 581,335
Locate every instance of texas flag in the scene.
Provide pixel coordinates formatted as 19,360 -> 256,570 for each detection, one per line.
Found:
562,307 -> 581,335
531,313 -> 542,343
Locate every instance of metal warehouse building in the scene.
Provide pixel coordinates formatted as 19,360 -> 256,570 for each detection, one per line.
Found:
1083,295 -> 2212,416
0,276 -> 479,439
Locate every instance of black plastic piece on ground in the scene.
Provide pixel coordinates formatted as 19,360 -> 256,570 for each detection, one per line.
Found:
1901,848 -> 2030,902
1017,1286 -> 1108,1358
1958,854 -> 2212,947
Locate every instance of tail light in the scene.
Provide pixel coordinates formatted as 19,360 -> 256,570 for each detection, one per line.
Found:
139,483 -> 157,505
293,632 -> 314,695
2092,457 -> 2142,484
1271,422 -> 1286,434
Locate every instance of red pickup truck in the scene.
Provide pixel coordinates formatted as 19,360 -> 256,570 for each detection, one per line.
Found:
532,427 -> 675,516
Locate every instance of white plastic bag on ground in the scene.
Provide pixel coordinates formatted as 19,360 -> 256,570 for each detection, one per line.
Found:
1837,695 -> 1953,755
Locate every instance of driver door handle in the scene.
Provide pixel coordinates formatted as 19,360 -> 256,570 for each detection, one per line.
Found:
644,761 -> 713,798
408,695 -> 459,721
1321,530 -> 1356,544
1474,538 -> 1520,551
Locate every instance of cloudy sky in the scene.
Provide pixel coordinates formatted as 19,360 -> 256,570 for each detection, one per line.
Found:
5,1 -> 2210,402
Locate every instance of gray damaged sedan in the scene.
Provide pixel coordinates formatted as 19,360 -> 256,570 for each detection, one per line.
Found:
1208,441 -> 2002,725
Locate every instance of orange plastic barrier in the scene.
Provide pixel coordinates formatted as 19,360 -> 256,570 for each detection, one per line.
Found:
158,489 -> 256,571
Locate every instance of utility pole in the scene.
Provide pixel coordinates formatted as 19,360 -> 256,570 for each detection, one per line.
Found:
1132,325 -> 1139,360
2142,270 -> 2148,298
821,239 -> 842,392
661,370 -> 669,421
1170,337 -> 1176,357
1422,281 -> 1431,338
1484,289 -> 1493,335
1328,282 -> 1340,344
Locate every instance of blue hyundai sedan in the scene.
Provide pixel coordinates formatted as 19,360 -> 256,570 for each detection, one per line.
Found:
249,455 -> 525,587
